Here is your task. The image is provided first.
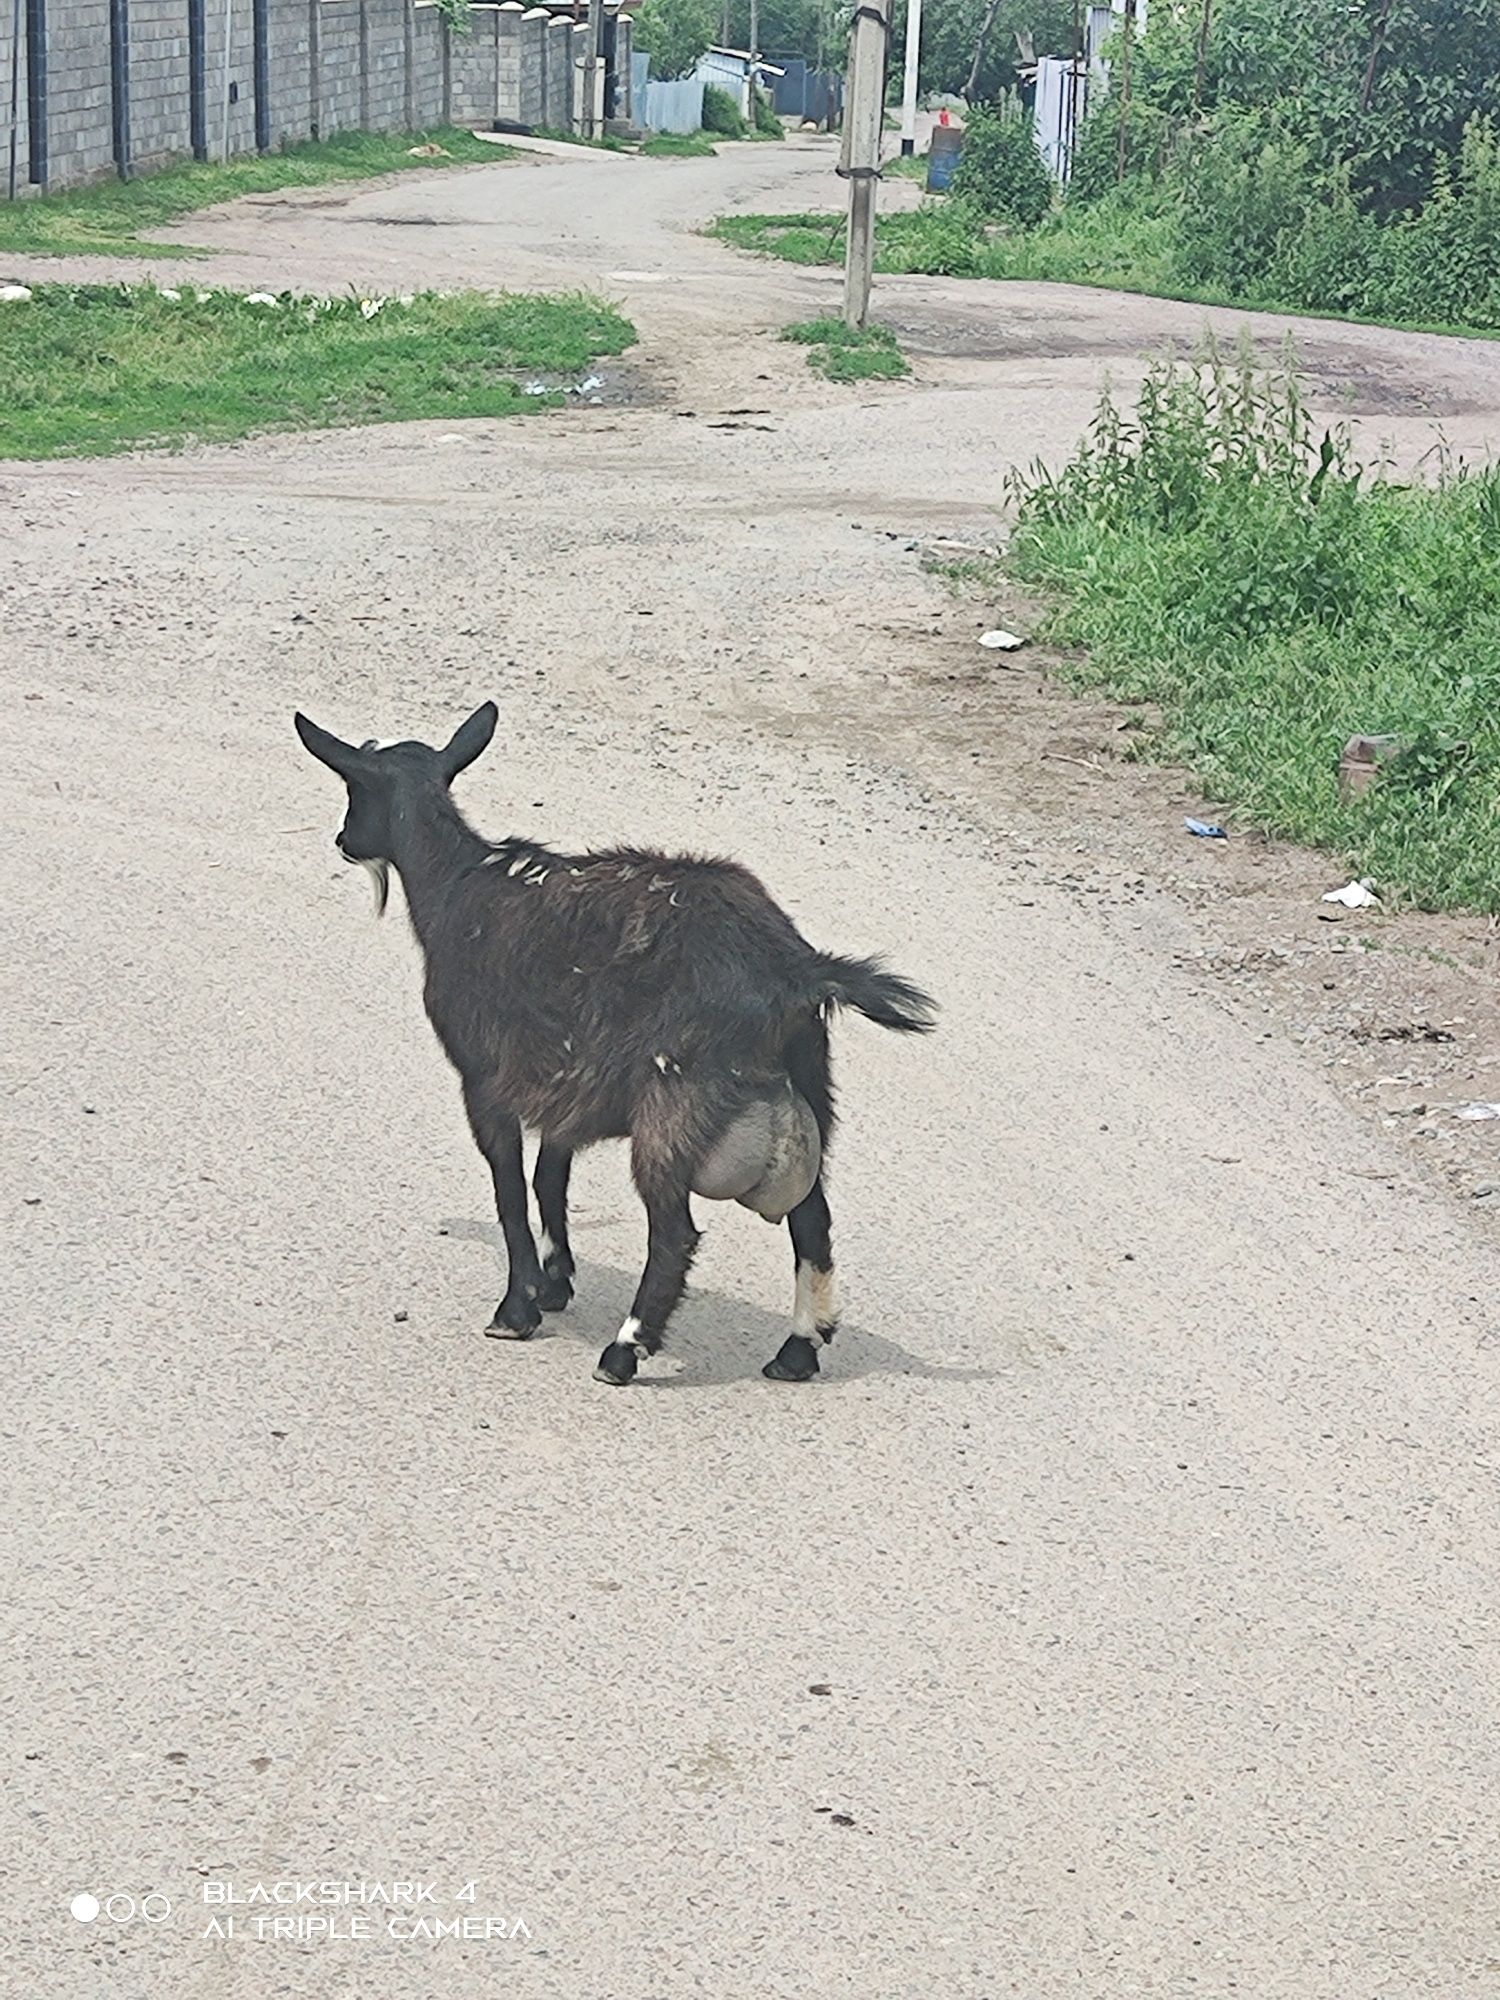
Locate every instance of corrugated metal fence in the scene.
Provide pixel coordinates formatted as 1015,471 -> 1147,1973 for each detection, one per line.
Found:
629,52 -> 702,135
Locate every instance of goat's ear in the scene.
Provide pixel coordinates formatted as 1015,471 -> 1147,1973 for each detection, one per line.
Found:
439,701 -> 498,782
294,712 -> 369,780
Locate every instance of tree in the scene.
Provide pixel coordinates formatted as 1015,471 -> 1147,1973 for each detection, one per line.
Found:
895,0 -> 1077,100
637,0 -> 719,78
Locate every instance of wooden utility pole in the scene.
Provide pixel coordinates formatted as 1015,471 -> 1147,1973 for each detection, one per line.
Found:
1192,0 -> 1212,111
898,0 -> 922,157
1116,0 -> 1136,182
840,0 -> 890,328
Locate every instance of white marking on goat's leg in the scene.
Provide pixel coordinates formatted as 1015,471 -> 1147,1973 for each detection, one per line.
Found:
616,1315 -> 646,1355
793,1263 -> 840,1343
538,1229 -> 558,1266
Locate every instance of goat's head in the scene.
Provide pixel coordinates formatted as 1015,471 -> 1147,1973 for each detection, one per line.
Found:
293,702 -> 498,914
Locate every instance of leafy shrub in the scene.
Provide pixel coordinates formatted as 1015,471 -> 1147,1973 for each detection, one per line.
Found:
751,86 -> 783,138
1068,98 -> 1178,204
953,103 -> 1053,228
1373,118 -> 1500,327
1171,108 -> 1323,296
701,83 -> 748,137
876,200 -> 986,275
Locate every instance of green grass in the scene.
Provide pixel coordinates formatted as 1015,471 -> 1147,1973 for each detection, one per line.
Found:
0,128 -> 509,258
782,316 -> 910,383
712,195 -> 1500,340
641,131 -> 719,158
881,151 -> 931,182
712,211 -> 849,264
0,283 -> 634,459
531,127 -> 633,152
1003,345 -> 1500,911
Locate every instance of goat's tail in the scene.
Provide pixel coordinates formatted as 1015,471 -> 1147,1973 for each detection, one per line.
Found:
812,953 -> 937,1035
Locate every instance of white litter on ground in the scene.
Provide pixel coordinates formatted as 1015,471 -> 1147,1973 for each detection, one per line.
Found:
1322,880 -> 1381,909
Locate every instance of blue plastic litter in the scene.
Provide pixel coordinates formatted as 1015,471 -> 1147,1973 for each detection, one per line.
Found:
1184,817 -> 1228,839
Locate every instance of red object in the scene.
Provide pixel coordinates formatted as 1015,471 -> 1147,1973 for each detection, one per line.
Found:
938,108 -> 950,125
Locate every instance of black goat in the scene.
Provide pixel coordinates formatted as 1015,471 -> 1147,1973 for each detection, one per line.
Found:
294,703 -> 935,1385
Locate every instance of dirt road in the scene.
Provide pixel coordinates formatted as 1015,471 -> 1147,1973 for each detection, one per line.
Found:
6,138 -> 1500,2000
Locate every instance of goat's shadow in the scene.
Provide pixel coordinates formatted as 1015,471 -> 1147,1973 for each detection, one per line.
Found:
438,1218 -> 1002,1389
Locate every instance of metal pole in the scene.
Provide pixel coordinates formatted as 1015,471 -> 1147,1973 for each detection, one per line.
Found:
7,0 -> 21,202
898,0 -> 920,158
584,0 -> 603,135
840,0 -> 889,328
219,0 -> 233,160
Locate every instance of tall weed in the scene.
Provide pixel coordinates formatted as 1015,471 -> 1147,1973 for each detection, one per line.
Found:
1008,350 -> 1500,909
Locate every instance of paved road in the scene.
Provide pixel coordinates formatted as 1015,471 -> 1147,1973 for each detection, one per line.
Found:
5,138 -> 1500,1999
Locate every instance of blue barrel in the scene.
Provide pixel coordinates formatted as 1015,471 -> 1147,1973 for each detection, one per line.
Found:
926,123 -> 963,193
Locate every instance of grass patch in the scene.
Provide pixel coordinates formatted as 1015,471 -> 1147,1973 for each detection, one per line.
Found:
1004,344 -> 1500,911
0,128 -> 508,259
641,131 -> 719,158
0,283 -> 634,459
783,316 -> 910,383
530,127 -> 633,152
712,211 -> 848,264
881,152 -> 931,182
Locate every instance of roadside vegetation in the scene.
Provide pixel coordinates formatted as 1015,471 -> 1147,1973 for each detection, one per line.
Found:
642,131 -> 719,157
783,316 -> 910,381
715,0 -> 1500,338
0,128 -> 505,259
1003,346 -> 1500,911
0,284 -> 633,459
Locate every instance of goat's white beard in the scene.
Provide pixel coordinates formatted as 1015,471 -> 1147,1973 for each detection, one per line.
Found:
358,857 -> 390,918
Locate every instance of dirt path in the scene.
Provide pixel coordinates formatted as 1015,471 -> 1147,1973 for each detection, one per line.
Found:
6,142 -> 1500,2000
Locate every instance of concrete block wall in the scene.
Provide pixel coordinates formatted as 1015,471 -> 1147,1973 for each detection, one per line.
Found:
45,0 -> 116,186
200,0 -> 260,160
126,0 -> 192,169
365,0 -> 407,128
8,0 -> 599,195
317,0 -> 362,133
519,8 -> 545,125
447,5 -> 496,123
266,0 -> 316,147
0,8 -> 30,193
543,12 -> 565,128
494,2 -> 520,122
410,1 -> 448,125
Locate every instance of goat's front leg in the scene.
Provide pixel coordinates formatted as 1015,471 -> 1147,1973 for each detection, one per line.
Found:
463,1089 -> 544,1340
532,1143 -> 576,1314
594,1184 -> 699,1385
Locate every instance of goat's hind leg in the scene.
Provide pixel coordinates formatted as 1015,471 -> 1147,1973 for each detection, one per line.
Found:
765,1179 -> 839,1382
532,1143 -> 576,1313
595,1162 -> 700,1386
464,1089 -> 544,1340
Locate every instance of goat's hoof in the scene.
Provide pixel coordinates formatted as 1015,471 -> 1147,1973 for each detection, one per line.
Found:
763,1335 -> 822,1382
486,1303 -> 540,1341
593,1340 -> 640,1385
535,1270 -> 574,1314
